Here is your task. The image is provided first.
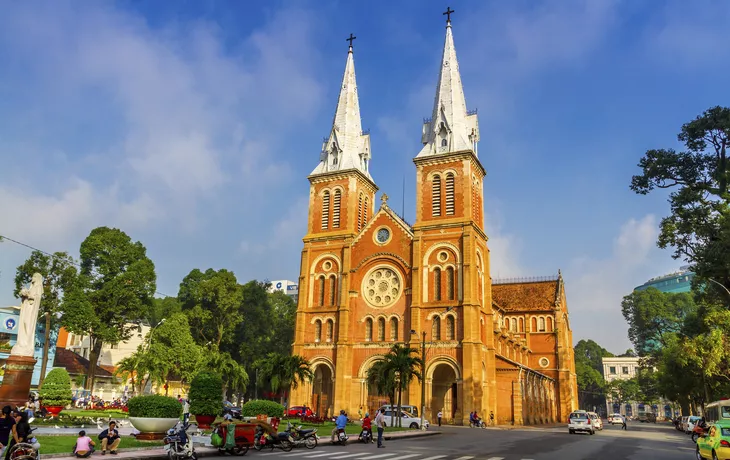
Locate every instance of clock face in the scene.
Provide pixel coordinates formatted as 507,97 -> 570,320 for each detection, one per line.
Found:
376,228 -> 390,243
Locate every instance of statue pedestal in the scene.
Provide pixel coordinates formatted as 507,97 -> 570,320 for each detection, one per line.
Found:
0,355 -> 37,408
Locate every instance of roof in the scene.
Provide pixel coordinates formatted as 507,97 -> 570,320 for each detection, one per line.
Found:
492,279 -> 559,312
53,348 -> 113,378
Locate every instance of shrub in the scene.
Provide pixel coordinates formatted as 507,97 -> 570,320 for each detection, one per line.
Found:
127,395 -> 182,419
39,368 -> 73,407
241,400 -> 284,418
188,371 -> 223,416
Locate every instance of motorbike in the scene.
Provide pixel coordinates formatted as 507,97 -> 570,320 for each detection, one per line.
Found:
8,421 -> 40,460
285,422 -> 318,449
253,424 -> 294,451
469,419 -> 486,428
692,423 -> 710,443
331,428 -> 348,445
358,429 -> 372,444
164,422 -> 198,459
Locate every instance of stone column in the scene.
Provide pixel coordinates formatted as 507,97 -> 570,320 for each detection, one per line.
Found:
0,355 -> 37,408
512,380 -> 523,425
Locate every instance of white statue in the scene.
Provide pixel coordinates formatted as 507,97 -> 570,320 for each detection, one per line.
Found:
11,273 -> 43,357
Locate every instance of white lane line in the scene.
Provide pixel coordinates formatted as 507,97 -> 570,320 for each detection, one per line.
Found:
356,454 -> 398,460
303,453 -> 341,458
419,456 -> 447,460
329,454 -> 364,460
453,457 -> 475,460
486,457 -> 504,460
391,455 -> 419,460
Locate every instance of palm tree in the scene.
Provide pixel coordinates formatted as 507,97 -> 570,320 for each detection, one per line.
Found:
255,353 -> 313,404
366,360 -> 396,407
367,345 -> 423,427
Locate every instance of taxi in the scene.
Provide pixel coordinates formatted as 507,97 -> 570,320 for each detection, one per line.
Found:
696,420 -> 730,460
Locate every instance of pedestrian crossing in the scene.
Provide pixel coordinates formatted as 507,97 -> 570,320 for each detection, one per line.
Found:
263,450 -> 535,460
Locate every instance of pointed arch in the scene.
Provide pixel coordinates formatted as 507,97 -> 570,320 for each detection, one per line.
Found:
445,172 -> 455,215
333,189 -> 341,228
432,316 -> 441,340
446,266 -> 455,300
390,317 -> 399,341
432,174 -> 442,217
321,190 -> 330,230
377,317 -> 386,341
314,320 -> 322,342
365,318 -> 373,342
446,315 -> 455,340
433,267 -> 442,301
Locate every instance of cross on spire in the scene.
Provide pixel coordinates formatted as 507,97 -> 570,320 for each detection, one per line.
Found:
346,33 -> 357,49
443,7 -> 454,24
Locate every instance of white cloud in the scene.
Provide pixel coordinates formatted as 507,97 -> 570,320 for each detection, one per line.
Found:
485,199 -> 527,279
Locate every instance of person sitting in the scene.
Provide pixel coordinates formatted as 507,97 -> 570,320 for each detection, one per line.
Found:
73,430 -> 95,458
473,411 -> 481,427
98,421 -> 121,455
469,411 -> 475,427
360,413 -> 373,443
331,410 -> 348,442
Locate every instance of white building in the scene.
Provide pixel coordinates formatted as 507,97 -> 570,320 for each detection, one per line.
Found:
268,279 -> 299,302
62,324 -> 150,368
602,357 -> 672,419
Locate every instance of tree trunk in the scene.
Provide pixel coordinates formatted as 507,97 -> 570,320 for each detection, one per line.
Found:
397,384 -> 402,428
39,311 -> 51,386
87,337 -> 103,392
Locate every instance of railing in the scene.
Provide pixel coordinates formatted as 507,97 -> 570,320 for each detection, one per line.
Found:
492,275 -> 559,285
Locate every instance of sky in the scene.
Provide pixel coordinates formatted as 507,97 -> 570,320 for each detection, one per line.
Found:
0,0 -> 725,354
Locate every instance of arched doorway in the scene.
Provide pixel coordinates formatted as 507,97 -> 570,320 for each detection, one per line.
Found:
312,364 -> 334,418
431,363 -> 458,423
358,357 -> 391,415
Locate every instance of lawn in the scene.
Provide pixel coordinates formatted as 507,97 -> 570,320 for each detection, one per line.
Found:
36,436 -> 160,455
60,410 -> 129,419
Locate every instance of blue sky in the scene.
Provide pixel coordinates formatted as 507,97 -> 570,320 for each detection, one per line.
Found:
0,0 -> 724,353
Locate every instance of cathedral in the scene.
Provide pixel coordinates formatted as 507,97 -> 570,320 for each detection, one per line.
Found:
289,13 -> 578,426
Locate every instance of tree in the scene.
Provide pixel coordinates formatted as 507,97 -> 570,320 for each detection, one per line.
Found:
606,378 -> 641,413
62,227 -> 156,390
630,106 -> 730,296
147,313 -> 201,394
365,344 -> 423,427
14,250 -> 77,385
574,339 -> 614,373
203,349 -> 249,402
147,297 -> 181,329
254,353 -> 312,404
573,340 -> 613,411
179,268 -> 242,348
366,360 -> 396,408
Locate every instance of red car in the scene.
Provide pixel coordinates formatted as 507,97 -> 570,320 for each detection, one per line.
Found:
287,406 -> 314,417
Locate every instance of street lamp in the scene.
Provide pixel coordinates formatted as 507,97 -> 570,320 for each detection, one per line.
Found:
146,318 -> 166,352
410,329 -> 427,431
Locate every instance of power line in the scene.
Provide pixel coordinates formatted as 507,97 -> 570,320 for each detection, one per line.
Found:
0,233 -> 173,298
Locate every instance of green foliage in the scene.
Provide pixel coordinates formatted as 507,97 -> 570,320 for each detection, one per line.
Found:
188,371 -> 223,415
127,395 -> 182,418
605,378 -> 641,406
365,344 -> 423,427
241,400 -> 284,418
148,297 -> 182,329
254,353 -> 312,395
147,313 -> 202,385
39,368 -> 72,406
574,339 -> 614,374
203,350 -> 248,395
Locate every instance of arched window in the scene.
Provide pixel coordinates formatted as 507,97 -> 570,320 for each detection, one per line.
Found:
432,316 -> 441,340
531,317 -> 538,332
317,276 -> 325,307
365,319 -> 373,341
433,267 -> 442,301
321,191 -> 330,230
333,190 -> 341,228
446,315 -> 455,340
432,175 -> 442,217
511,318 -> 517,332
363,197 -> 369,224
377,318 -> 386,341
326,319 -> 333,342
441,138 -> 448,147
547,316 -> 554,332
358,194 -> 363,231
538,317 -> 546,332
328,276 -> 337,306
446,266 -> 455,300
314,320 -> 322,342
390,318 -> 398,341
518,317 -> 524,333
445,173 -> 455,216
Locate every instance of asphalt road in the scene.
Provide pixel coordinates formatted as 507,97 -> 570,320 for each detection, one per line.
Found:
240,422 -> 697,460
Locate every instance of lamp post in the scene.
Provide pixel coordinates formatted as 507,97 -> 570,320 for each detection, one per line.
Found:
146,318 -> 166,352
411,329 -> 427,431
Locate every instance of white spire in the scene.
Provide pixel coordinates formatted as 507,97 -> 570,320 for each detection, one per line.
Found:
417,15 -> 479,158
311,37 -> 372,180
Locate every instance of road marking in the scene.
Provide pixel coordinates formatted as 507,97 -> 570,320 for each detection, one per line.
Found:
303,453 -> 342,458
356,454 -> 397,460
486,457 -> 504,460
391,455 -> 419,460
452,457 -> 475,460
419,456 -> 447,460
329,454 -> 364,459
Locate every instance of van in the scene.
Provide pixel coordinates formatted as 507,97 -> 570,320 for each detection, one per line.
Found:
379,405 -> 419,417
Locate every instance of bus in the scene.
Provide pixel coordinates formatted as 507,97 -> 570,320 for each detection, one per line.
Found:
638,411 -> 656,423
704,399 -> 730,424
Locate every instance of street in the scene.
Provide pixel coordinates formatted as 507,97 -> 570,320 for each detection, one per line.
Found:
244,422 -> 696,460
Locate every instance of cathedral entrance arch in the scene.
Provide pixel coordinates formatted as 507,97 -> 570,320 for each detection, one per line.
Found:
358,355 -> 391,415
311,359 -> 334,418
427,358 -> 461,424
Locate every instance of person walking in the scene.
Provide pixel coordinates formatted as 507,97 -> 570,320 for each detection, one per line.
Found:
621,415 -> 627,430
489,411 -> 494,426
374,408 -> 386,448
437,410 -> 443,427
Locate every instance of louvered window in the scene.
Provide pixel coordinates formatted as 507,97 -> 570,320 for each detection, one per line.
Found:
446,266 -> 455,300
358,194 -> 363,231
446,316 -> 455,340
333,190 -> 341,228
317,276 -> 325,306
445,173 -> 455,215
432,175 -> 442,217
432,316 -> 441,340
365,319 -> 373,341
314,320 -> 322,342
321,191 -> 330,229
378,318 -> 386,341
390,318 -> 398,341
434,267 -> 442,301
326,320 -> 333,342
329,276 -> 336,305
363,197 -> 369,224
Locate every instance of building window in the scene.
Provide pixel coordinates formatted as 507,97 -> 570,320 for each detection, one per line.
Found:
445,173 -> 455,215
432,316 -> 441,340
446,266 -> 455,300
317,276 -> 325,306
321,191 -> 330,230
609,366 -> 616,374
314,320 -> 322,342
110,343 -> 118,350
547,316 -> 553,332
538,317 -> 546,332
363,197 -> 369,224
518,317 -> 524,333
378,318 -> 386,341
365,319 -> 373,341
432,175 -> 442,217
441,138 -> 447,147
390,318 -> 398,341
622,366 -> 629,374
333,190 -> 341,228
433,267 -> 442,301
511,318 -> 517,332
326,320 -> 333,342
446,315 -> 455,340
329,276 -> 336,306
358,194 -> 363,231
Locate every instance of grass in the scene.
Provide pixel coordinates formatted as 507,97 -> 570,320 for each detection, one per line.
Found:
36,436 -> 161,455
61,410 -> 129,419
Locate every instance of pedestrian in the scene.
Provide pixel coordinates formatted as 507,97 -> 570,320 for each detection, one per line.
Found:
98,421 -> 121,455
375,408 -> 386,448
183,399 -> 190,426
73,430 -> 95,458
437,410 -> 443,427
489,411 -> 494,426
621,415 -> 627,431
0,406 -> 15,459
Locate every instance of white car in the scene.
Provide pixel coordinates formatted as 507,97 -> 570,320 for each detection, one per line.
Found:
568,410 -> 594,435
382,410 -> 429,429
587,412 -> 603,431
609,413 -> 624,425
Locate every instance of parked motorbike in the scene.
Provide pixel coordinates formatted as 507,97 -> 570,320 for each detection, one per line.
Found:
254,424 -> 294,451
358,429 -> 372,444
692,423 -> 710,443
8,421 -> 40,460
331,428 -> 348,445
285,422 -> 318,449
164,422 -> 198,459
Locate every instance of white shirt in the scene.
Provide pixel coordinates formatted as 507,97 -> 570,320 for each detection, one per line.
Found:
437,412 -> 443,418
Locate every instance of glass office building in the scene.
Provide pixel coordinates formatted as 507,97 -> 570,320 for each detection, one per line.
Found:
634,266 -> 694,294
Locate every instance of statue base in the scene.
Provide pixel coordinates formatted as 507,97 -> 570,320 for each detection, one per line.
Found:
0,355 -> 37,408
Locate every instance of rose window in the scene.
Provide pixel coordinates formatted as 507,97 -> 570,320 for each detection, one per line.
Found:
363,267 -> 402,307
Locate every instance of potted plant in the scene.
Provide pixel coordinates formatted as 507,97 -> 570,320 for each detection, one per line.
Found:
189,371 -> 223,429
127,395 -> 182,440
38,368 -> 73,416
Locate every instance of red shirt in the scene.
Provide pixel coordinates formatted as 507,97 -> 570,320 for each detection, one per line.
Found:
362,417 -> 371,429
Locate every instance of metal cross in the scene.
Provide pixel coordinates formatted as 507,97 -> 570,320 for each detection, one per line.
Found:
346,33 -> 357,48
443,7 -> 455,23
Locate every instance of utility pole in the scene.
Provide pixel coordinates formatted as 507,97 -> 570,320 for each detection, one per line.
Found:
420,330 -> 426,431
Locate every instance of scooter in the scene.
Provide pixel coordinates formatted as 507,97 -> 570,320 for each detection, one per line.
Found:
8,419 -> 40,460
164,422 -> 198,459
254,424 -> 294,451
285,422 -> 318,449
358,429 -> 372,444
331,428 -> 348,445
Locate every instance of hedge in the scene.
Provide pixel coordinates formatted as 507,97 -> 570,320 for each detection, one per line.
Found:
39,368 -> 73,407
188,371 -> 223,416
241,400 -> 284,418
128,395 -> 182,419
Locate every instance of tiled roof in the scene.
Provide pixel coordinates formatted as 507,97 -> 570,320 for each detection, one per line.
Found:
492,280 -> 558,312
53,348 -> 113,378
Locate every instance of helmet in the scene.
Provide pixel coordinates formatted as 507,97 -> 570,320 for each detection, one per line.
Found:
365,413 -> 369,418
340,410 -> 346,415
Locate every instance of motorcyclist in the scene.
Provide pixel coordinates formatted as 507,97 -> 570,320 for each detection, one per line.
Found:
331,410 -> 348,442
359,413 -> 373,443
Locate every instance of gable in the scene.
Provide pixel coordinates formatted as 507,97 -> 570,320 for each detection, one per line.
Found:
492,280 -> 558,312
351,206 -> 413,271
